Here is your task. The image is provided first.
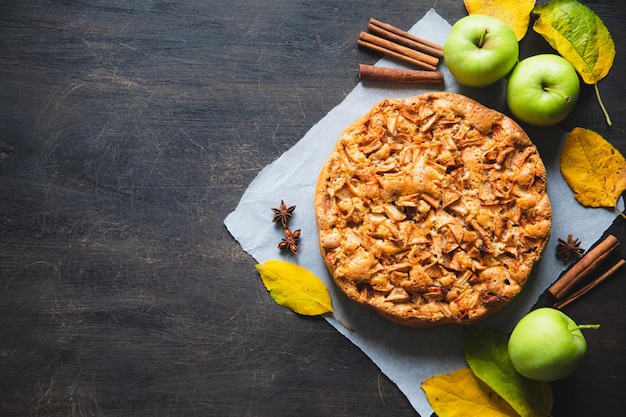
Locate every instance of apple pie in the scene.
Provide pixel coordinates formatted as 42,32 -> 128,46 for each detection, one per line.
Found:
314,92 -> 551,327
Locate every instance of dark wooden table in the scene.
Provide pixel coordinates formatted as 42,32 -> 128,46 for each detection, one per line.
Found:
1,1 -> 624,416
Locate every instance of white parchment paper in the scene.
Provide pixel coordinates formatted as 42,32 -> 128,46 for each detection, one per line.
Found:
224,9 -> 618,416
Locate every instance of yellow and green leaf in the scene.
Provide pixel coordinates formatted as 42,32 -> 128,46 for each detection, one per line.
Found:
533,0 -> 615,125
465,327 -> 554,417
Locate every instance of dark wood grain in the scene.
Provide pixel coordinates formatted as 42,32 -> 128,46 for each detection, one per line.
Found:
1,1 -> 624,416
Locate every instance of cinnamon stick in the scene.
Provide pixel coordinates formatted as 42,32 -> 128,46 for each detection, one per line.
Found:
358,31 -> 438,71
358,64 -> 443,84
554,259 -> 625,309
369,18 -> 444,59
548,234 -> 620,300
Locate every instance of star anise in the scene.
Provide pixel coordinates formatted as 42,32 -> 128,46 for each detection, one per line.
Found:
271,200 -> 296,227
278,228 -> 301,254
557,234 -> 585,261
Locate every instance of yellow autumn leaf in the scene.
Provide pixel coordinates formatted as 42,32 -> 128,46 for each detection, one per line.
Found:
465,0 -> 536,41
421,368 -> 519,417
560,127 -> 626,217
255,260 -> 352,329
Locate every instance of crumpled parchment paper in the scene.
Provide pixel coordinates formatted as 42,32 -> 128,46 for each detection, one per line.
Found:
224,9 -> 617,416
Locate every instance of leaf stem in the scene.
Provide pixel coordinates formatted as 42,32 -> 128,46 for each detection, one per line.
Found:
614,202 -> 626,220
594,83 -> 612,126
331,310 -> 354,331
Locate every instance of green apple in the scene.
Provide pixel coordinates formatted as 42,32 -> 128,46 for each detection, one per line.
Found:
508,308 -> 599,381
506,54 -> 580,126
443,14 -> 519,87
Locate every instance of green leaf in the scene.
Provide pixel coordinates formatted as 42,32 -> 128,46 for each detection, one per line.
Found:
255,260 -> 351,329
465,327 -> 553,417
533,0 -> 615,125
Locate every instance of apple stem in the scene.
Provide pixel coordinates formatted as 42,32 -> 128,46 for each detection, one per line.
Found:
543,86 -> 571,102
572,324 -> 601,332
478,28 -> 490,48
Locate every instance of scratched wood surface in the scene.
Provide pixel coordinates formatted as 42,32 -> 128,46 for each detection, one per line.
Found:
1,1 -> 625,416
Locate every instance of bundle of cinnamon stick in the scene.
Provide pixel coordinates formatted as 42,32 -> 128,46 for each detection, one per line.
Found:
357,18 -> 444,84
549,234 -> 625,309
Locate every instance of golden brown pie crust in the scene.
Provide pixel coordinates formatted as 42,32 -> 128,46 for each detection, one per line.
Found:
315,92 -> 551,327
